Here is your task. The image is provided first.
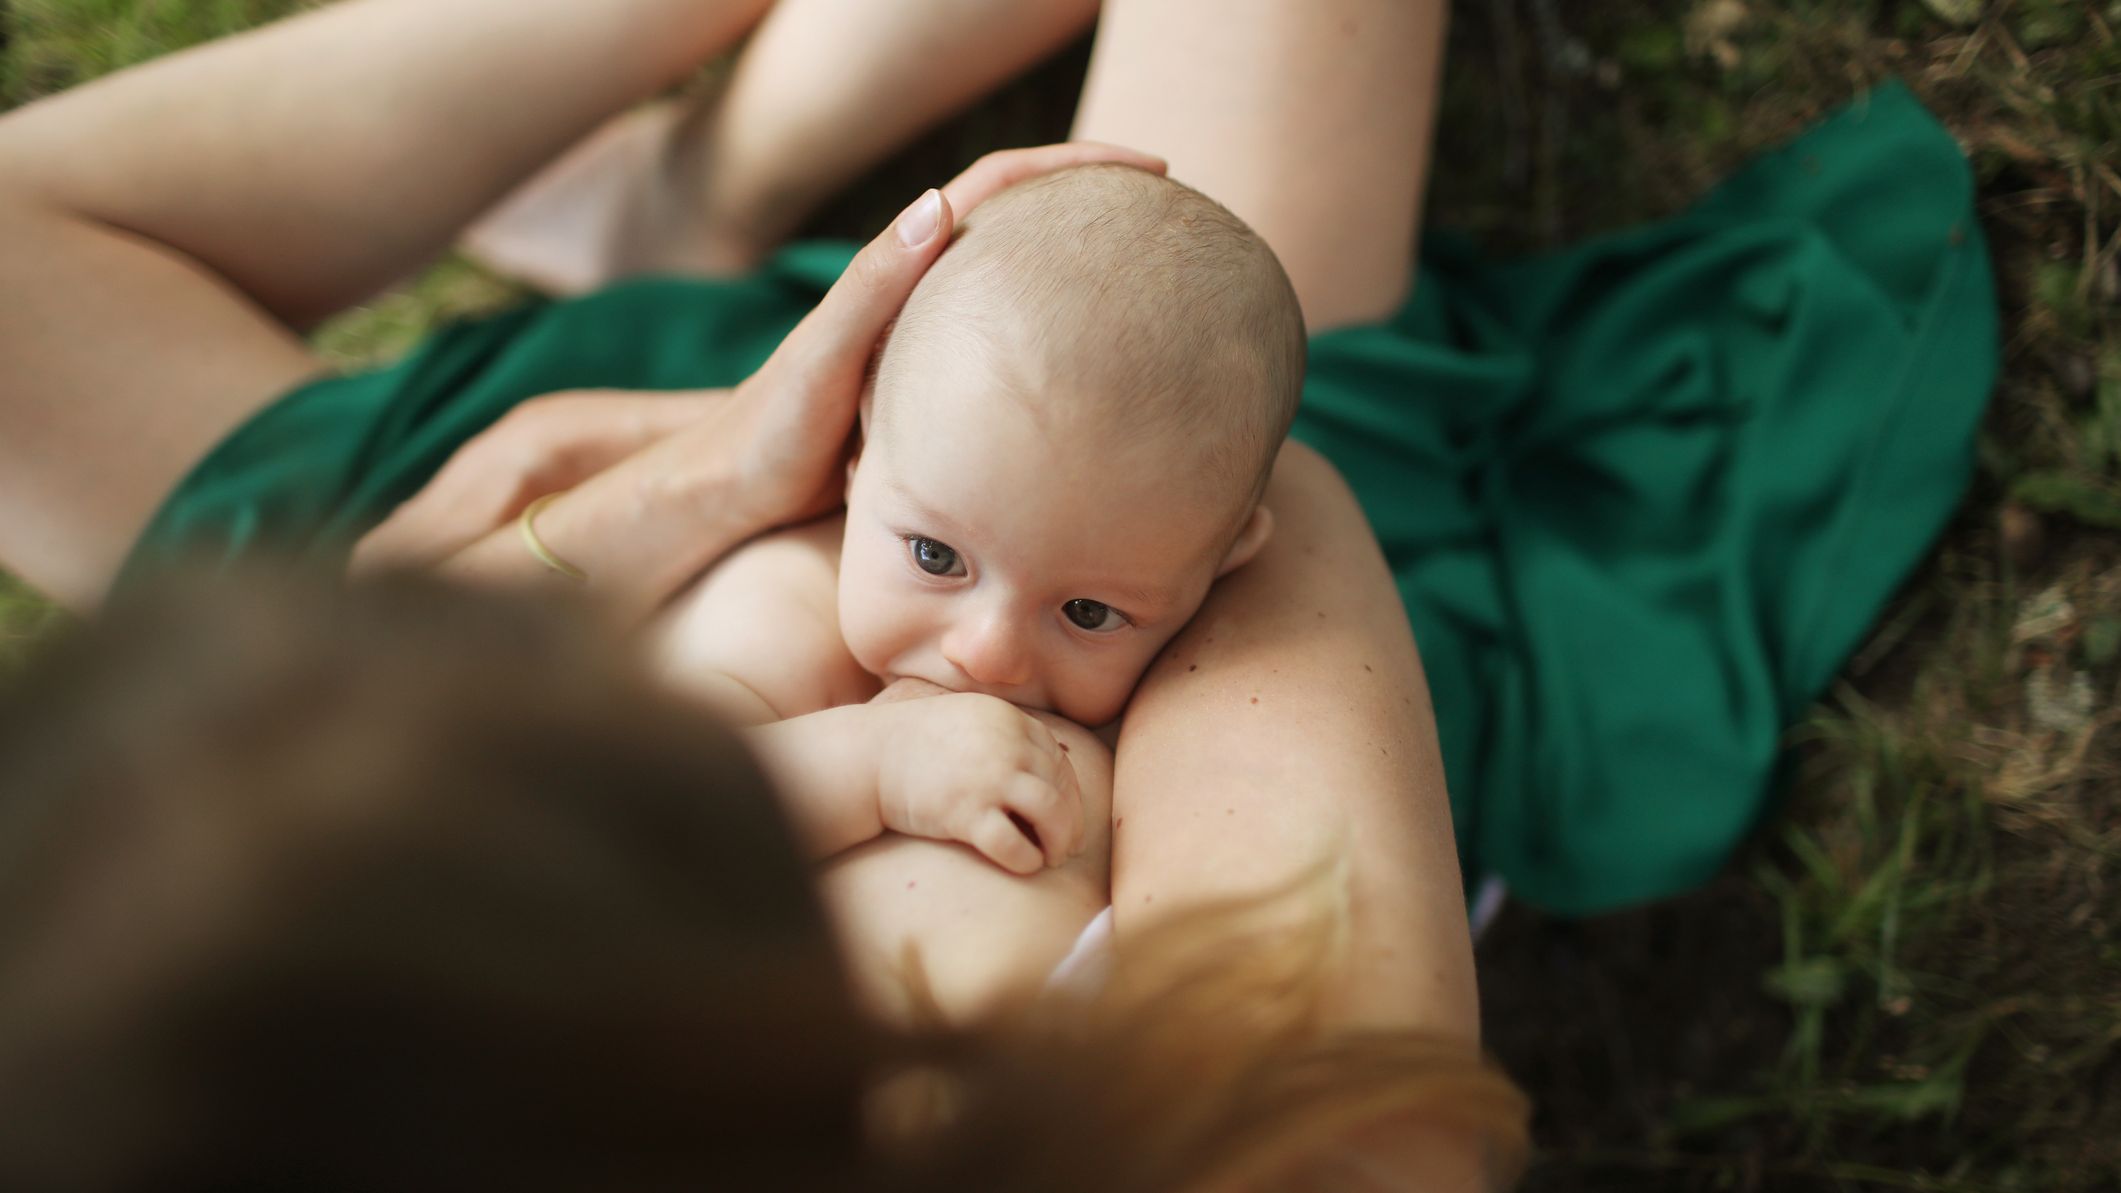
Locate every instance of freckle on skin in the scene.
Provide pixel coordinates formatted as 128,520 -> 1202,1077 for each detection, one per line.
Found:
1250,696 -> 1259,705
1317,611 -> 1326,619
906,881 -> 917,890
1364,664 -> 1373,673
1188,664 -> 1198,672
1057,741 -> 1069,753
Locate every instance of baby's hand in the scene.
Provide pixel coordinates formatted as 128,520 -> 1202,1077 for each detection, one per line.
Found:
875,692 -> 1085,875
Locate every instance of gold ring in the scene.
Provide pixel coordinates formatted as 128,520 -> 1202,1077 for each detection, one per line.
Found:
517,493 -> 588,582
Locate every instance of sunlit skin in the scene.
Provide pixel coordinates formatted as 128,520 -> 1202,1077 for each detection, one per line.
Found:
838,336 -> 1273,729
641,318 -> 1278,884
643,303 -> 1284,1024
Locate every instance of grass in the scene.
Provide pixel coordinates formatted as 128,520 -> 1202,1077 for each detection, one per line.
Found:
1443,2 -> 2121,1189
3,1 -> 2117,1189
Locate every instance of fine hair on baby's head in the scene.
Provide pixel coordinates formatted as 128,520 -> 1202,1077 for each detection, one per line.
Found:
873,163 -> 1307,520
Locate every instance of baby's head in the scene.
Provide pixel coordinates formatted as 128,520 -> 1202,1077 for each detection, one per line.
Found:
840,164 -> 1306,726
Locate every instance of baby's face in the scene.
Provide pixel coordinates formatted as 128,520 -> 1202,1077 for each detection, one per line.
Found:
839,361 -> 1248,728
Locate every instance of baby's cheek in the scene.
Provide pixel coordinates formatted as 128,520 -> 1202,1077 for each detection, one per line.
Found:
836,548 -> 907,677
837,600 -> 890,677
1053,647 -> 1162,729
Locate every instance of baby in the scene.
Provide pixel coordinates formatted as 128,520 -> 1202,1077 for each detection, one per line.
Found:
650,163 -> 1305,1022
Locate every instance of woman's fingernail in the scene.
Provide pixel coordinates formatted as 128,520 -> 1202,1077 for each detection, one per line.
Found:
895,189 -> 943,248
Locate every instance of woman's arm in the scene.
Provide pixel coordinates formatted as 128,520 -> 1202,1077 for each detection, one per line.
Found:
0,0 -> 772,606
1111,442 -> 1478,1043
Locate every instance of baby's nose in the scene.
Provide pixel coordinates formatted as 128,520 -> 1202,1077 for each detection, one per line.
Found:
941,609 -> 1035,690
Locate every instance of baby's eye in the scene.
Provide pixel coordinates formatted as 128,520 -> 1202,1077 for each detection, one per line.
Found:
907,536 -> 965,577
1063,599 -> 1127,633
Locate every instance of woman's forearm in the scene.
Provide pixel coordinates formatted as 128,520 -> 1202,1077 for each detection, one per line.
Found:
1111,442 -> 1478,1041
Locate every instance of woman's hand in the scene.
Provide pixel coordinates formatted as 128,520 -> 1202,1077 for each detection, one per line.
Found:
349,388 -> 725,575
360,141 -> 1165,621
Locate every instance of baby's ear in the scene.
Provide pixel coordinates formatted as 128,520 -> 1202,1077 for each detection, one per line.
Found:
1215,505 -> 1275,579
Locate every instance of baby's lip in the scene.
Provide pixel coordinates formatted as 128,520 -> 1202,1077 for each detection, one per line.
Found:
882,670 -> 1048,712
870,674 -> 955,704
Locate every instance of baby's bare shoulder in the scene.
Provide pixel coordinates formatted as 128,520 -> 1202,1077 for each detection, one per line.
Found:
649,513 -> 876,717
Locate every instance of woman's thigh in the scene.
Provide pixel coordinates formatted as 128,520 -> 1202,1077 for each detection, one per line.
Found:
1070,0 -> 1447,332
0,205 -> 319,608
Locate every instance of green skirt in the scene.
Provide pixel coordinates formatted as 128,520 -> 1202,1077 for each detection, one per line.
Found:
124,82 -> 1997,915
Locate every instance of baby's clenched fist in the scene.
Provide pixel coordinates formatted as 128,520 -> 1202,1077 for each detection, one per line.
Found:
873,692 -> 1085,875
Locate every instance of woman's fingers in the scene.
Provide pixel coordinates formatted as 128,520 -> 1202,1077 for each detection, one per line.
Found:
761,145 -> 1165,397
780,144 -> 1162,385
650,146 -> 1167,533
713,189 -> 957,527
349,388 -> 722,576
767,188 -> 954,397
939,141 -> 1167,216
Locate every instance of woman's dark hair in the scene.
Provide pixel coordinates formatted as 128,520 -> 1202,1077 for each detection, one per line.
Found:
0,570 -> 866,1191
0,569 -> 1526,1192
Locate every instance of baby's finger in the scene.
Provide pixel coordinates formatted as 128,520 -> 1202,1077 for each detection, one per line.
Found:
1013,725 -> 1084,859
1003,772 -> 1081,871
968,808 -> 1045,877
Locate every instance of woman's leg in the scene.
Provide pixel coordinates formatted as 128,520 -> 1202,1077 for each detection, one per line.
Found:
0,0 -> 772,606
466,0 -> 1100,292
1071,0 -> 1448,332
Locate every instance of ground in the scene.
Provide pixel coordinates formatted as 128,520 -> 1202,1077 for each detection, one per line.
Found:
3,1 -> 2116,1189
